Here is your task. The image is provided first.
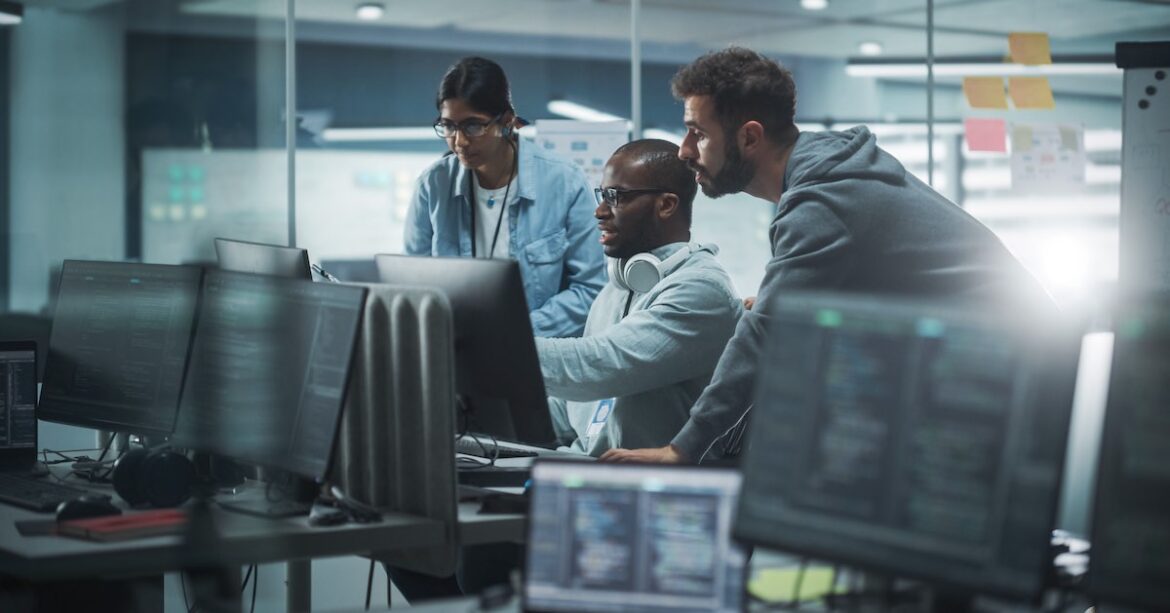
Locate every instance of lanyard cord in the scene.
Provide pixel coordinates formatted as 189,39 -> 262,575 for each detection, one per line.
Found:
469,142 -> 517,259
622,290 -> 634,319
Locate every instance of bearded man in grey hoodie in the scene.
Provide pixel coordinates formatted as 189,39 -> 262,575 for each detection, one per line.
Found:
602,47 -> 1052,465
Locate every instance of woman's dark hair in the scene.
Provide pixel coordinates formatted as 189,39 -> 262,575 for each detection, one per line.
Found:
435,56 -> 514,117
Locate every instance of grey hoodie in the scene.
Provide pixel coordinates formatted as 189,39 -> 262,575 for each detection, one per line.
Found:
671,127 -> 1053,461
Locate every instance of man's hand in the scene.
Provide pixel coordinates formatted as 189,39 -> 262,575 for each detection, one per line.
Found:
743,296 -> 756,310
599,444 -> 686,464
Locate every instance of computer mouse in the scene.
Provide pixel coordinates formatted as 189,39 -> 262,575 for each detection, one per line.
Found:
56,496 -> 122,522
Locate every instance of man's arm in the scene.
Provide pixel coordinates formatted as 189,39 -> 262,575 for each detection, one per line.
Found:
603,200 -> 856,463
536,274 -> 742,401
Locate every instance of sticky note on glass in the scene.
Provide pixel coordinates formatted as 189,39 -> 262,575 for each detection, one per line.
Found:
963,77 -> 1008,109
1059,125 -> 1080,151
1012,125 -> 1034,152
1009,32 -> 1052,65
749,567 -> 839,603
1009,77 -> 1056,109
964,118 -> 1007,152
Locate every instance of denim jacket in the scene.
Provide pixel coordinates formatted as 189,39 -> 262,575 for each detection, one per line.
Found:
403,141 -> 605,337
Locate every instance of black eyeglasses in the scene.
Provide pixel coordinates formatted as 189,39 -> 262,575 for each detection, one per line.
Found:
594,187 -> 673,208
433,114 -> 505,139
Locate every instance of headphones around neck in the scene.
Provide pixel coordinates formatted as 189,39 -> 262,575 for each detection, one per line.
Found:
607,243 -> 718,294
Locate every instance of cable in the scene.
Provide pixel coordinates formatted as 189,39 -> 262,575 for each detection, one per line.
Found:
365,559 -> 375,610
240,564 -> 254,594
790,558 -> 807,608
250,565 -> 258,613
180,572 -> 194,613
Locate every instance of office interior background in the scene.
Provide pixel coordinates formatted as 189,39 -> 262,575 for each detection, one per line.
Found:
1,0 -> 1167,609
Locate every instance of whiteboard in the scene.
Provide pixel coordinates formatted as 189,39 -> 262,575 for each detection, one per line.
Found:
1120,66 -> 1170,289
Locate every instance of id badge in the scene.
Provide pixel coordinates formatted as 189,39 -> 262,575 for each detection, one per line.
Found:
583,398 -> 615,449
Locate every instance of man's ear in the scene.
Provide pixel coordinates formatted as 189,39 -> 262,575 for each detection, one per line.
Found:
740,121 -> 765,155
657,192 -> 680,221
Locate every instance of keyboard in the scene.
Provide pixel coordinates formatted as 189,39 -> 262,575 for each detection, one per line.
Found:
455,436 -> 538,459
0,473 -> 93,513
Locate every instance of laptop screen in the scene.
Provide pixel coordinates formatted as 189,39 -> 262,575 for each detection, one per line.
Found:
0,342 -> 37,461
525,460 -> 746,613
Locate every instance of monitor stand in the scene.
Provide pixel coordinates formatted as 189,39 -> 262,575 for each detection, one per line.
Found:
215,470 -> 319,518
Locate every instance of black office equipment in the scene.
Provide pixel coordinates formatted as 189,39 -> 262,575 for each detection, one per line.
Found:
0,341 -> 37,467
55,495 -> 121,522
734,292 -> 1080,604
111,447 -> 195,508
0,473 -> 92,513
171,271 -> 366,514
524,460 -> 746,613
39,261 -> 203,437
319,258 -> 379,283
1087,295 -> 1170,610
375,255 -> 556,447
214,237 -> 312,280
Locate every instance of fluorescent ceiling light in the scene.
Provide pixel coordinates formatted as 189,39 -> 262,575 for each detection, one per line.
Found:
547,99 -> 626,122
0,1 -> 22,25
847,56 -> 1120,78
320,127 -> 436,142
858,41 -> 883,57
355,2 -> 385,21
801,0 -> 828,10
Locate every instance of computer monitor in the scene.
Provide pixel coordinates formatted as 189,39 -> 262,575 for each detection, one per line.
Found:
39,261 -> 203,437
171,270 -> 366,482
214,237 -> 312,280
524,460 -> 746,613
1087,294 -> 1170,609
374,255 -> 556,447
320,258 -> 379,283
0,341 -> 38,468
734,292 -> 1080,602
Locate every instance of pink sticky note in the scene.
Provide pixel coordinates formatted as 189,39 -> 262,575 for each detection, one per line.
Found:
964,118 -> 1007,153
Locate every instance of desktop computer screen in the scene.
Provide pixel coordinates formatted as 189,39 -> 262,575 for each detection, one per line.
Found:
524,460 -> 746,613
0,341 -> 37,458
171,270 -> 366,481
734,292 -> 1080,601
215,238 -> 312,280
375,255 -> 556,447
1088,295 -> 1170,609
40,261 -> 203,436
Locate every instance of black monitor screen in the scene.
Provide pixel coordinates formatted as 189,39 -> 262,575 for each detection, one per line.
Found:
0,342 -> 37,458
734,292 -> 1079,601
525,460 -> 746,613
40,261 -> 202,436
172,271 -> 366,481
1088,296 -> 1170,609
375,255 -> 555,447
215,238 -> 312,280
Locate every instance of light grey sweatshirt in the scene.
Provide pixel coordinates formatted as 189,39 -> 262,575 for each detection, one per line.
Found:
671,127 -> 1054,462
535,242 -> 743,456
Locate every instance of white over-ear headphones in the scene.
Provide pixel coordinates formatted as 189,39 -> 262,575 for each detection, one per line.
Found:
607,243 -> 718,294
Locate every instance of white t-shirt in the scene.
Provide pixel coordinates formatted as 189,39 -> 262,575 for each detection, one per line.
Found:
472,173 -> 518,259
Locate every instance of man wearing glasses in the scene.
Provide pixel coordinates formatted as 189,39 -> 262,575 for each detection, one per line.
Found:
535,138 -> 744,456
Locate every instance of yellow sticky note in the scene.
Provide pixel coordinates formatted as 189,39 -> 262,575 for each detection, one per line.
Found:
1009,77 -> 1056,109
748,567 -> 839,603
1012,125 -> 1034,152
1009,32 -> 1052,65
963,77 -> 1008,109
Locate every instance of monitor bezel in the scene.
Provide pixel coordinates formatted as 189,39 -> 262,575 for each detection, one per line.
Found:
214,237 -> 312,280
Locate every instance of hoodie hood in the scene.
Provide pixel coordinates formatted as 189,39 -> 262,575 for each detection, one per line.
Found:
781,126 -> 906,213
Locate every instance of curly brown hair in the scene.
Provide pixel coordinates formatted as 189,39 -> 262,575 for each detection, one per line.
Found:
671,47 -> 797,145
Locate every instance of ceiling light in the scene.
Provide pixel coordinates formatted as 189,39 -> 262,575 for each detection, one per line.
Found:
801,0 -> 828,11
355,3 -> 385,21
547,99 -> 626,123
320,127 -> 435,142
858,41 -> 883,57
0,2 -> 22,26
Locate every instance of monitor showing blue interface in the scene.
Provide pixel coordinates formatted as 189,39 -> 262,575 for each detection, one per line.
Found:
171,270 -> 366,481
39,261 -> 203,436
525,460 -> 746,613
1088,294 -> 1170,609
734,292 -> 1079,601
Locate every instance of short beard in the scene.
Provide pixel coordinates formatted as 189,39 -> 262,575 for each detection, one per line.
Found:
700,140 -> 755,198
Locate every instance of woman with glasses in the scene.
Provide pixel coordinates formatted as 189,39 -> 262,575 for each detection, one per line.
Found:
404,56 -> 604,338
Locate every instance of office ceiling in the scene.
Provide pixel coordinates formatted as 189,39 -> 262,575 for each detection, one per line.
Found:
158,0 -> 1170,59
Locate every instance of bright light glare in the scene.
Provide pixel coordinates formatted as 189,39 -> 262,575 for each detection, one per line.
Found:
858,41 -> 884,57
355,3 -> 385,21
546,100 -> 626,122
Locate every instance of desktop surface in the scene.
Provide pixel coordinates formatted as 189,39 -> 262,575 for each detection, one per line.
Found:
1087,296 -> 1170,609
524,460 -> 746,613
39,261 -> 202,436
735,292 -> 1080,602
